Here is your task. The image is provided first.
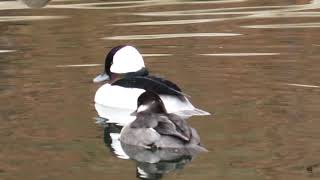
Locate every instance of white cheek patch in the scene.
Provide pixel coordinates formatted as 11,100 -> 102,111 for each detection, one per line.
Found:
110,46 -> 145,73
137,105 -> 149,113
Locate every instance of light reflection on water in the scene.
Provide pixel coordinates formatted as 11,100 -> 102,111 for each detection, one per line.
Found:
133,6 -> 288,17
0,1 -> 28,10
244,22 -> 320,29
47,0 -> 248,10
1,0 -> 320,179
0,50 -> 16,53
201,53 -> 280,56
114,18 -> 219,26
141,54 -> 172,57
56,64 -> 102,68
105,33 -> 241,40
0,16 -> 68,22
286,83 -> 320,88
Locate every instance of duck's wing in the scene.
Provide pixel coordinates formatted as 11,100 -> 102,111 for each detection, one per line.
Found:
130,113 -> 191,142
167,114 -> 191,139
112,76 -> 189,98
155,115 -> 191,142
147,76 -> 182,92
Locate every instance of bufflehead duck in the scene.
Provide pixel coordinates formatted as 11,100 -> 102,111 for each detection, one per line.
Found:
120,91 -> 207,151
93,45 -> 210,119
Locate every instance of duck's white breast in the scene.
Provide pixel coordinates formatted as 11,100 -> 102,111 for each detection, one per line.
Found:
94,84 -> 209,118
94,84 -> 145,110
95,103 -> 136,125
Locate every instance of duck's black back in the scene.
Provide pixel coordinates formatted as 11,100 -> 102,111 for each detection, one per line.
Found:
112,76 -> 186,98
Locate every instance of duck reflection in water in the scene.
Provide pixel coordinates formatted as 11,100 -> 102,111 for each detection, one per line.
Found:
98,91 -> 207,179
102,124 -> 196,179
18,0 -> 51,8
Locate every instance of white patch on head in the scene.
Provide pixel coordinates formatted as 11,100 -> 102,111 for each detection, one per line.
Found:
110,46 -> 145,73
137,104 -> 149,113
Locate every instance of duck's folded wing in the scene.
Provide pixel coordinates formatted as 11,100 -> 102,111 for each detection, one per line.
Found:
155,116 -> 190,142
167,114 -> 191,139
113,76 -> 188,98
130,114 -> 191,142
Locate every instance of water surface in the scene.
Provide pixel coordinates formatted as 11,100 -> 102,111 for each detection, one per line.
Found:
1,0 -> 320,179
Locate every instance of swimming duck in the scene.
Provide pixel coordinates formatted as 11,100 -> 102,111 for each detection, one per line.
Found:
93,45 -> 210,119
120,91 -> 207,151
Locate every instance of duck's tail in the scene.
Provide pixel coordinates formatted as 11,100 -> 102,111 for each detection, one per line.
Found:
174,108 -> 211,118
182,144 -> 209,156
193,108 -> 211,116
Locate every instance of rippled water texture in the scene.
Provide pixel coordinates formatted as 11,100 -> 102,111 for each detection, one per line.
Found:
1,0 -> 320,179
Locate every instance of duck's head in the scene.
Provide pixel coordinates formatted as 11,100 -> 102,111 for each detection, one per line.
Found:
93,45 -> 148,83
132,91 -> 167,115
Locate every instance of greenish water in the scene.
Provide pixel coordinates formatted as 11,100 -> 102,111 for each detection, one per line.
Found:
1,0 -> 320,179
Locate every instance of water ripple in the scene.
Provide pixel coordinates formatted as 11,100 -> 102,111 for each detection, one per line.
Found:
104,33 -> 241,40
56,54 -> 171,67
56,64 -> 102,68
114,19 -> 217,26
201,53 -> 280,56
133,6 -> 287,17
0,50 -> 15,53
134,2 -> 320,17
48,0 -> 247,10
243,22 -> 320,29
0,16 -> 68,22
0,1 -> 28,10
131,2 -> 320,28
286,83 -> 320,88
48,1 -> 154,10
141,54 -> 172,57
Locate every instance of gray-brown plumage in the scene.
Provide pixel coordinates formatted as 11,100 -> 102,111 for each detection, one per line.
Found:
120,91 -> 207,152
